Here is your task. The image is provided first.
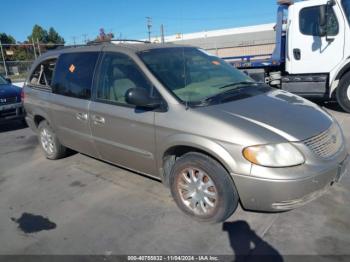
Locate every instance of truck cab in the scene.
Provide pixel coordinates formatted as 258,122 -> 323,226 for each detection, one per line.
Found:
229,0 -> 350,113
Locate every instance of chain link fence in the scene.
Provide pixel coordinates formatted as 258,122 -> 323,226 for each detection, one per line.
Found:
0,42 -> 63,82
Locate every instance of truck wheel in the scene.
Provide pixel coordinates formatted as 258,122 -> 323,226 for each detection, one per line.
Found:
169,152 -> 239,223
38,121 -> 67,160
337,72 -> 350,113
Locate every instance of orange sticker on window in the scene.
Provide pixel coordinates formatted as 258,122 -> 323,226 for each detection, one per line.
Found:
212,61 -> 221,65
69,64 -> 76,73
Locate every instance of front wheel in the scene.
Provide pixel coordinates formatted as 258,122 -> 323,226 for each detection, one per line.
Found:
336,72 -> 350,113
169,152 -> 239,223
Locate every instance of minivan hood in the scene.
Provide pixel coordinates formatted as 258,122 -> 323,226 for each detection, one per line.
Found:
202,89 -> 333,142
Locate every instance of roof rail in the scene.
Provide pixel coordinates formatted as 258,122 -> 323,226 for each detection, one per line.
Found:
54,44 -> 86,50
87,39 -> 151,45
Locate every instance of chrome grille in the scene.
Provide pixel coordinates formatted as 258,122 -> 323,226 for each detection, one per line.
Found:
303,123 -> 343,159
0,97 -> 17,105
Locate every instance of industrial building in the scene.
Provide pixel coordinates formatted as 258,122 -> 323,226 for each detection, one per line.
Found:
152,23 -> 276,59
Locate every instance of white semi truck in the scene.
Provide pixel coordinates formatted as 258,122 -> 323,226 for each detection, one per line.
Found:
225,0 -> 350,113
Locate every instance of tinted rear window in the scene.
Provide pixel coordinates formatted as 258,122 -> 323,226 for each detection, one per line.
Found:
52,52 -> 99,99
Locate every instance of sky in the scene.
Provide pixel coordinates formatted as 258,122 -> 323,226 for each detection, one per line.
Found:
0,0 -> 277,44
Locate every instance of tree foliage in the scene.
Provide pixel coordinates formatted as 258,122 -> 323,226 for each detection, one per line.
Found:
27,24 -> 65,44
1,25 -> 65,62
0,33 -> 16,44
47,27 -> 65,44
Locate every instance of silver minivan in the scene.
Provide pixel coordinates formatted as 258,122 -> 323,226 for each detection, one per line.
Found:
24,42 -> 349,223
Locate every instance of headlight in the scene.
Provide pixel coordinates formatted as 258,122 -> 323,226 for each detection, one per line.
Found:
243,143 -> 304,167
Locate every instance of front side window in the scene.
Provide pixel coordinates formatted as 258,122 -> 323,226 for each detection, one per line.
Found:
29,58 -> 57,87
139,47 -> 258,104
52,52 -> 99,99
299,5 -> 339,36
96,52 -> 153,105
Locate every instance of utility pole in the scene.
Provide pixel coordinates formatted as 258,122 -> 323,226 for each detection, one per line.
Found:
72,36 -> 76,46
160,24 -> 165,44
0,40 -> 8,77
146,17 -> 152,42
36,38 -> 42,56
32,38 -> 37,59
82,34 -> 88,44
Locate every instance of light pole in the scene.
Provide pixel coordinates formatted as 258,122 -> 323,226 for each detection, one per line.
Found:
0,40 -> 8,77
146,17 -> 152,42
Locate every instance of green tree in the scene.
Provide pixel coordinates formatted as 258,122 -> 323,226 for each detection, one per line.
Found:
27,24 -> 48,43
0,33 -> 16,44
47,27 -> 65,44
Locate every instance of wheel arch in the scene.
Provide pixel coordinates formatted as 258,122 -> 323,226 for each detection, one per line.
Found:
158,134 -> 237,186
32,109 -> 51,129
330,60 -> 350,96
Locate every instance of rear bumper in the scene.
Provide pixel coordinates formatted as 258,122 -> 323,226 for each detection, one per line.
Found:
0,102 -> 24,122
232,152 -> 349,212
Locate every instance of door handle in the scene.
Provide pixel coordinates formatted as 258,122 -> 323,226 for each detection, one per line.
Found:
76,112 -> 88,121
293,48 -> 301,60
92,115 -> 105,125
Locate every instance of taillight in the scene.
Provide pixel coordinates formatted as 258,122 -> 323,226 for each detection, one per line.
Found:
21,89 -> 25,102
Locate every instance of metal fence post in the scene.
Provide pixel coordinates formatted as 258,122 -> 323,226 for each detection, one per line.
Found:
32,38 -> 37,59
36,38 -> 42,56
0,40 -> 8,77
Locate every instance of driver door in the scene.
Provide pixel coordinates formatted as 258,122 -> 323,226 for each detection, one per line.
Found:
89,51 -> 158,176
286,0 -> 345,74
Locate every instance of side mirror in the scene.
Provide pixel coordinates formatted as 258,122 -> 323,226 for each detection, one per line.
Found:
319,5 -> 327,37
125,88 -> 162,109
319,1 -> 337,41
5,77 -> 12,84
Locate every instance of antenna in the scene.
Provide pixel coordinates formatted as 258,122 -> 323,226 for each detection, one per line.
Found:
146,17 -> 152,42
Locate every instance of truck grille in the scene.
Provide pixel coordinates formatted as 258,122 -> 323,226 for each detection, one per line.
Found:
303,123 -> 343,159
0,97 -> 17,105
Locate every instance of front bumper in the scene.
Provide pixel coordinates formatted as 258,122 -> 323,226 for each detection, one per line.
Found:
232,151 -> 349,212
0,102 -> 24,122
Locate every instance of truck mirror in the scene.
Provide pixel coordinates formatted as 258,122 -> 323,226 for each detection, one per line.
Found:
319,5 -> 327,28
318,5 -> 327,37
328,0 -> 336,6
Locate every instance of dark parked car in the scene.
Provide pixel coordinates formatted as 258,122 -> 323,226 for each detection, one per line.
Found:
0,75 -> 25,123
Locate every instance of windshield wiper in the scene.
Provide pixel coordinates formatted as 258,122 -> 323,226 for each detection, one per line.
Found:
218,81 -> 257,89
195,87 -> 248,106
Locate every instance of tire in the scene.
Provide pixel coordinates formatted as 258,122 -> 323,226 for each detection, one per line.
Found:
20,118 -> 28,127
38,120 -> 67,160
336,72 -> 350,113
169,152 -> 239,223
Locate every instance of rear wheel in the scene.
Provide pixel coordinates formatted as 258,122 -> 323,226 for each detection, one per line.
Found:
38,121 -> 67,160
336,72 -> 350,113
169,152 -> 239,223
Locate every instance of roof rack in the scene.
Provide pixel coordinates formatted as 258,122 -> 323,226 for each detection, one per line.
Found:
54,44 -> 86,50
52,39 -> 151,50
87,39 -> 151,45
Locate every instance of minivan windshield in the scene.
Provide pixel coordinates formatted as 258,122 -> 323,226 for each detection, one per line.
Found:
0,75 -> 8,85
138,47 -> 259,104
